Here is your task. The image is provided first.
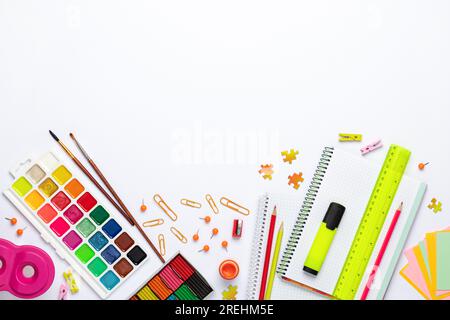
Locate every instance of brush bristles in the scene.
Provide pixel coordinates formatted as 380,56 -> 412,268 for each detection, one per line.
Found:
49,130 -> 59,142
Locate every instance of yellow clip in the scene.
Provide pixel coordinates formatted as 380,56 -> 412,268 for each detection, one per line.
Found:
180,198 -> 202,208
170,227 -> 188,244
220,197 -> 250,216
63,268 -> 79,294
142,218 -> 164,227
158,234 -> 166,256
153,194 -> 178,221
206,194 -> 219,214
339,133 -> 362,142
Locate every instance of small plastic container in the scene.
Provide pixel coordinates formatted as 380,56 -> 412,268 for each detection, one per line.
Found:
219,259 -> 240,280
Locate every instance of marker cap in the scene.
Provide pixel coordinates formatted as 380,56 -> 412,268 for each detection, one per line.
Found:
323,202 -> 345,230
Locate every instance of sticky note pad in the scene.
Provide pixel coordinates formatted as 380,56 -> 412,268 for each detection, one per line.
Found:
436,232 -> 450,290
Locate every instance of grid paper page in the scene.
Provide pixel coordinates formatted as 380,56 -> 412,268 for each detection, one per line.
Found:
284,148 -> 381,295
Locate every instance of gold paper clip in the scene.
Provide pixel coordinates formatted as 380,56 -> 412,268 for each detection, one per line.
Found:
170,227 -> 188,244
142,218 -> 164,227
63,268 -> 79,294
180,198 -> 202,208
153,194 -> 178,221
339,133 -> 362,142
220,197 -> 250,216
206,194 -> 219,214
158,234 -> 166,256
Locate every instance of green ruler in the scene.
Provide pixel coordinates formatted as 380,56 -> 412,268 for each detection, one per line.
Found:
333,145 -> 411,300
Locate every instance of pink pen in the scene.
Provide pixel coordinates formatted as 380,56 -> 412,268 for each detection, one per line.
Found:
361,202 -> 403,300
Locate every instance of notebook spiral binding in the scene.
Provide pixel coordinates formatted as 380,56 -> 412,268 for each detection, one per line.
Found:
246,194 -> 270,300
277,147 -> 334,276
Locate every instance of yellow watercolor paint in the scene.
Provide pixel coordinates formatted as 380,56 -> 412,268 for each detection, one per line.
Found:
52,165 -> 72,185
12,177 -> 32,197
25,190 -> 45,210
38,178 -> 59,197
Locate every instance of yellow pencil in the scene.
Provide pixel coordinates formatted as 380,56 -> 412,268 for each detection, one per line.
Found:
265,222 -> 284,300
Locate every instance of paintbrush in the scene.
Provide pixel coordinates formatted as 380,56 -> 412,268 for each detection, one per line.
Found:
69,132 -> 134,221
49,130 -> 134,226
68,132 -> 165,264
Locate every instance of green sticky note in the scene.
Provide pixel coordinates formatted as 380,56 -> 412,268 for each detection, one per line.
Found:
436,232 -> 450,290
419,240 -> 431,277
88,257 -> 107,277
76,218 -> 96,238
90,205 -> 110,225
75,244 -> 95,264
12,177 -> 32,197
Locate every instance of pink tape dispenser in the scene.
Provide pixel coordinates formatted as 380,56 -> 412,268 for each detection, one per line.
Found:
0,238 -> 55,299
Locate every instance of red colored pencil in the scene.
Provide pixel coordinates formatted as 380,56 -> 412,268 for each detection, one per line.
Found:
259,206 -> 277,300
361,202 -> 403,300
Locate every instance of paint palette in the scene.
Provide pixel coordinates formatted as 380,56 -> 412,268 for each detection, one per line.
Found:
3,151 -> 148,299
130,253 -> 213,300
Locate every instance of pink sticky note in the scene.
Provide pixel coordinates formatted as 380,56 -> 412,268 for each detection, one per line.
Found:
402,248 -> 432,299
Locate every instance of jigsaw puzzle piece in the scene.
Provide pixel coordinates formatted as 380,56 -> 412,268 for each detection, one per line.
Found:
258,164 -> 274,180
428,198 -> 443,214
281,149 -> 299,164
288,172 -> 304,190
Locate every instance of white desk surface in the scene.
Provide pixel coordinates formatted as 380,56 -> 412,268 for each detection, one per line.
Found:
0,1 -> 449,300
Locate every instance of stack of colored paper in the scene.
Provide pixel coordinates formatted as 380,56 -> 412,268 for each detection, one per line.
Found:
400,227 -> 450,300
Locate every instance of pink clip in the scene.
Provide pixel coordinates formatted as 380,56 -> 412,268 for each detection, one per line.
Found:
59,283 -> 68,300
361,140 -> 383,155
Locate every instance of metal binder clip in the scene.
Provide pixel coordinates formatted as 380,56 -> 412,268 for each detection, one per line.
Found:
339,133 -> 363,142
361,140 -> 383,155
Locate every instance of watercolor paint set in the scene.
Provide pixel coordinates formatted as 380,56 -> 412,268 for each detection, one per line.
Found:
130,253 -> 213,300
3,151 -> 148,299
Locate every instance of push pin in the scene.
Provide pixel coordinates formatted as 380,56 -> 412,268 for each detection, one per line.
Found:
418,162 -> 429,171
221,240 -> 228,251
200,216 -> 211,224
193,230 -> 200,242
210,228 -> 219,239
5,217 -> 17,225
198,245 -> 210,253
16,227 -> 27,236
140,200 -> 147,213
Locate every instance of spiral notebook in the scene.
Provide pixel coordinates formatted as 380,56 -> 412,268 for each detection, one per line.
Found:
247,147 -> 426,300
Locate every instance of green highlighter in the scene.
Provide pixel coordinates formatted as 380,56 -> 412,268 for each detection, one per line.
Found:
303,202 -> 346,276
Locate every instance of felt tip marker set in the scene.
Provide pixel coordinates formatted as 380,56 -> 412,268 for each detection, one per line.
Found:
3,151 -> 148,299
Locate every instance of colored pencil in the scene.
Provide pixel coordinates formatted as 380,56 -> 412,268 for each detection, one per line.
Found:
360,202 -> 403,300
49,130 -> 165,263
265,222 -> 284,300
259,206 -> 277,300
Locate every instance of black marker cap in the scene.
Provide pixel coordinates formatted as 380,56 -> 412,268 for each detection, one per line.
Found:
303,266 -> 319,276
323,203 -> 346,230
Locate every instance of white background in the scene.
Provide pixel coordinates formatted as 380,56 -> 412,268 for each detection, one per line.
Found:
0,0 -> 449,300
